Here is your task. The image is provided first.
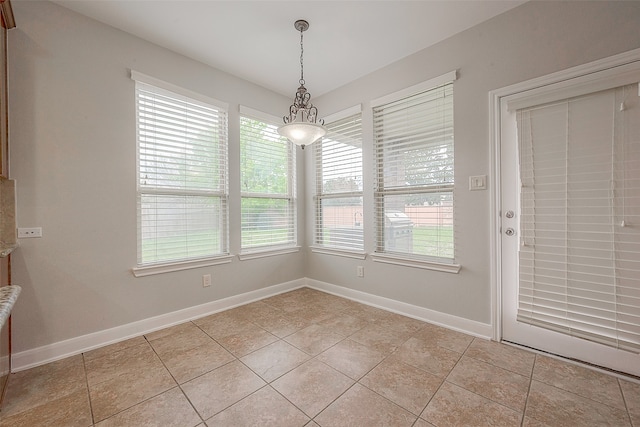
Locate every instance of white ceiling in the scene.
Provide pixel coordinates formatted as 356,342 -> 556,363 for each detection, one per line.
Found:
52,0 -> 526,97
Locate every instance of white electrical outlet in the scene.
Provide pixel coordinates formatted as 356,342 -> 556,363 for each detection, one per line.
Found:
357,266 -> 364,277
18,227 -> 43,238
202,274 -> 212,288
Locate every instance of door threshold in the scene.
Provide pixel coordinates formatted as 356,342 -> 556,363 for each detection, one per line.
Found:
501,339 -> 640,384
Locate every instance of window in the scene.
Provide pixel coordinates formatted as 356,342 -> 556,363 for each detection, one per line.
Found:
372,72 -> 456,265
240,108 -> 296,252
134,72 -> 228,267
314,109 -> 363,252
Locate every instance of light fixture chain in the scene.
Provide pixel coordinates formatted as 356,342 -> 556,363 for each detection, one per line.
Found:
299,27 -> 304,85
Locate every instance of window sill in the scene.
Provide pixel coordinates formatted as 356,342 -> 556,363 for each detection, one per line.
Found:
310,247 -> 367,260
132,255 -> 234,277
238,246 -> 300,261
370,253 -> 461,273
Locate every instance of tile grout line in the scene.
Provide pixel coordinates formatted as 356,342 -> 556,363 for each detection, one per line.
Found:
327,313 -> 428,420
422,337 -> 530,425
90,335 -> 186,425
530,369 -> 633,415
204,383 -> 304,425
236,317 -> 398,424
171,321 -> 285,422
247,338 -> 345,422
349,323 -> 468,424
445,352 -> 531,414
143,330 -> 209,426
309,379 -> 358,422
358,332 -> 436,424
616,377 -> 634,427
272,340 -> 357,421
425,337 -> 473,422
183,303 -> 333,423
268,379 -> 320,423
520,353 -> 536,427
81,352 -> 97,426
463,340 -> 535,378
242,305 -> 417,423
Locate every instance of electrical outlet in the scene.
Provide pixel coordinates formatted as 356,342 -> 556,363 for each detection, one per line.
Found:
202,274 -> 212,288
18,227 -> 43,238
357,266 -> 364,277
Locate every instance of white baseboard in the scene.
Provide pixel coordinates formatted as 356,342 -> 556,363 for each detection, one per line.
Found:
12,279 -> 305,372
12,277 -> 492,372
0,354 -> 10,376
306,278 -> 493,339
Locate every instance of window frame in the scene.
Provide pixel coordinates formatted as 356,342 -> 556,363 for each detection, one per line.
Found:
370,71 -> 460,273
312,106 -> 365,256
131,71 -> 231,276
238,106 -> 298,257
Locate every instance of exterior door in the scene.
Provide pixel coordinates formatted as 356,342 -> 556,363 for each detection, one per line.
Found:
498,62 -> 640,377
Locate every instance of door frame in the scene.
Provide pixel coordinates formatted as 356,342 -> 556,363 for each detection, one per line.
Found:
489,47 -> 640,343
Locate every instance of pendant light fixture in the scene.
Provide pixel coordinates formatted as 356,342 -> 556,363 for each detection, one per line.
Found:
277,19 -> 326,149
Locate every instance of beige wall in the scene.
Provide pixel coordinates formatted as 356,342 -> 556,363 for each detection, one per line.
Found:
8,1 -> 303,355
307,0 -> 640,324
6,0 -> 640,357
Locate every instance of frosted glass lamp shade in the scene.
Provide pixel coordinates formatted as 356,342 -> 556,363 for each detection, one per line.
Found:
277,122 -> 326,148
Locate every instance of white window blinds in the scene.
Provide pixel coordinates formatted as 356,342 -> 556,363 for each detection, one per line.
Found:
240,113 -> 296,251
135,80 -> 229,266
517,84 -> 640,353
314,112 -> 363,251
373,80 -> 455,261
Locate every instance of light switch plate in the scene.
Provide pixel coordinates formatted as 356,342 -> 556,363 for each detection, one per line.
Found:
469,175 -> 487,191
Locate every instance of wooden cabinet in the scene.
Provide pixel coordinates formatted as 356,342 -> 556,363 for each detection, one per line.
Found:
0,258 -> 8,406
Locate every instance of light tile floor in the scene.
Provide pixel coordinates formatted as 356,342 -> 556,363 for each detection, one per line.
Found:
1,287 -> 639,426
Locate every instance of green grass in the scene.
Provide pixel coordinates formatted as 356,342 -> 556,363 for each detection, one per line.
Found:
412,226 -> 454,258
142,225 -> 454,263
241,228 -> 291,248
317,225 -> 453,258
141,230 -> 221,263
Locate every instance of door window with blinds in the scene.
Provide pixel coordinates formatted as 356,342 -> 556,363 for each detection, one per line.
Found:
134,74 -> 229,266
314,111 -> 363,251
517,83 -> 640,353
372,73 -> 456,264
240,111 -> 296,251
